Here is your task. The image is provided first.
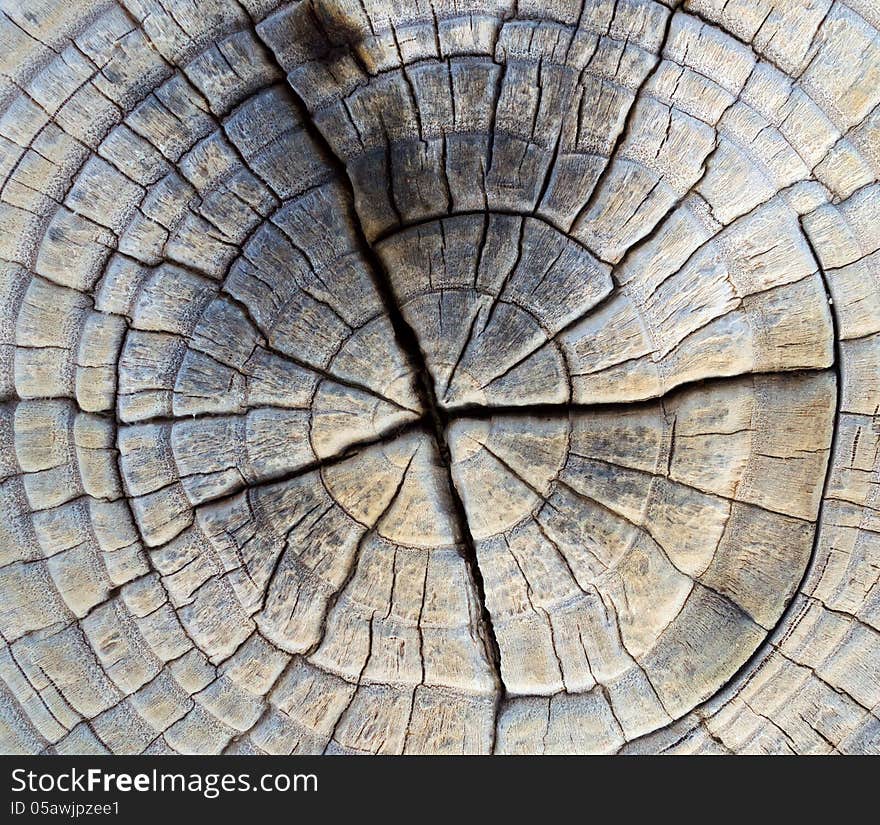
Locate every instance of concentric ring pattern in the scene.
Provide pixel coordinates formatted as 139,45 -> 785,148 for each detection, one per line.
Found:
0,0 -> 879,754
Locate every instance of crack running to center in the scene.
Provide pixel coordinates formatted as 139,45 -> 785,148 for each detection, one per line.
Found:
244,17 -> 507,697
345,217 -> 506,696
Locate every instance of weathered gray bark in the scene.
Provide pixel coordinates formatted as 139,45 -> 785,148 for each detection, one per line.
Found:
0,0 -> 878,754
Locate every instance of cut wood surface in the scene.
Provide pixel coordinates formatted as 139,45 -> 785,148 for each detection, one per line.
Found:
0,0 -> 878,754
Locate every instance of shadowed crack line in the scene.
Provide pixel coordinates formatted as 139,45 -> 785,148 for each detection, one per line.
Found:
248,9 -> 507,697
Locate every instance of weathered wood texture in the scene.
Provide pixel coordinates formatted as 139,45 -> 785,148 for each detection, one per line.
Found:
0,0 -> 878,754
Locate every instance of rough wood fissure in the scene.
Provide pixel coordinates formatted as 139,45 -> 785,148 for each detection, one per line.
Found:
0,0 -> 878,755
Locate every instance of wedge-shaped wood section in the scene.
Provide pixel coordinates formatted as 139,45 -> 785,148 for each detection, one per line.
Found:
449,373 -> 835,750
141,432 -> 498,754
377,214 -> 612,406
1,0 -> 879,756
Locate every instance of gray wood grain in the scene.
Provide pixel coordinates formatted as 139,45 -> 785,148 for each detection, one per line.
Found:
0,0 -> 878,755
